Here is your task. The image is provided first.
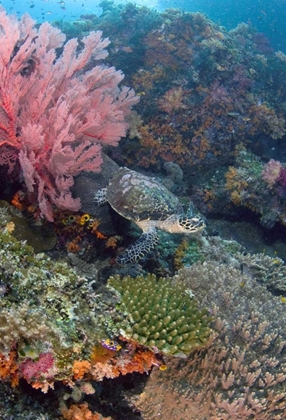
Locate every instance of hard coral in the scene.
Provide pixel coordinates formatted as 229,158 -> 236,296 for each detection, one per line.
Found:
108,273 -> 212,356
89,344 -> 161,381
134,262 -> 286,419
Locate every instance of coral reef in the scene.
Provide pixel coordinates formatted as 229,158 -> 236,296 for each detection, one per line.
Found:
53,4 -> 286,180
0,205 -> 121,392
108,273 -> 212,356
122,12 -> 285,172
235,252 -> 286,293
1,2 -> 286,418
193,148 -> 286,229
134,261 -> 286,419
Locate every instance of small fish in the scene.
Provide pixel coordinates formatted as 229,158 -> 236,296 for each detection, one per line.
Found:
121,46 -> 133,53
227,112 -> 241,117
216,64 -> 226,71
101,339 -> 122,352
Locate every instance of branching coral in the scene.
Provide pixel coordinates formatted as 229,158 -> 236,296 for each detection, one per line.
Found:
134,261 -> 286,419
236,252 -> 286,293
108,273 -> 212,356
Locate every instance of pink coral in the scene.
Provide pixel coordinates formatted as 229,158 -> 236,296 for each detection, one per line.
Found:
0,7 -> 138,220
157,87 -> 187,114
262,158 -> 282,187
19,352 -> 54,382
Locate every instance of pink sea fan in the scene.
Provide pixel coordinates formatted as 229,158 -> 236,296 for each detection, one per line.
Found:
0,7 -> 139,220
261,159 -> 282,187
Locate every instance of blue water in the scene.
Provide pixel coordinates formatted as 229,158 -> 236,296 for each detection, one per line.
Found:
1,0 -> 285,52
0,0 -> 157,22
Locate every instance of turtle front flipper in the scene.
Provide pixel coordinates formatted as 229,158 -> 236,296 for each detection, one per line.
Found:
116,231 -> 159,264
93,187 -> 108,204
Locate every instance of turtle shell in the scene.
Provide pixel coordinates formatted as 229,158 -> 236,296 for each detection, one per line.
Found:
106,167 -> 183,221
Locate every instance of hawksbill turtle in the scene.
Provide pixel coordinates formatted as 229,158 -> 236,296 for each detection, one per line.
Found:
73,155 -> 205,264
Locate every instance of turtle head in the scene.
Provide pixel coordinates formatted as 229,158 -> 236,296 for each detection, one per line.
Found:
178,215 -> 206,232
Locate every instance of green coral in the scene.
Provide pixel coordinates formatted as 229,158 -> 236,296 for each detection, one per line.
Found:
108,273 -> 212,357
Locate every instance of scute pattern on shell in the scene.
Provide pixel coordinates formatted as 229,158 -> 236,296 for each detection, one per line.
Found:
106,167 -> 183,221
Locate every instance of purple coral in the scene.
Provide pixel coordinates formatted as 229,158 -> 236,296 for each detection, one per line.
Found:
278,166 -> 286,188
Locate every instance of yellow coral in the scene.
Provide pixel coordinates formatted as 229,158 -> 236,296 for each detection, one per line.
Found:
230,190 -> 242,205
5,221 -> 15,233
225,167 -> 248,196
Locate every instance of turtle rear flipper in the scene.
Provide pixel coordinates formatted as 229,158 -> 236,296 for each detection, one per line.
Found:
116,231 -> 159,264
